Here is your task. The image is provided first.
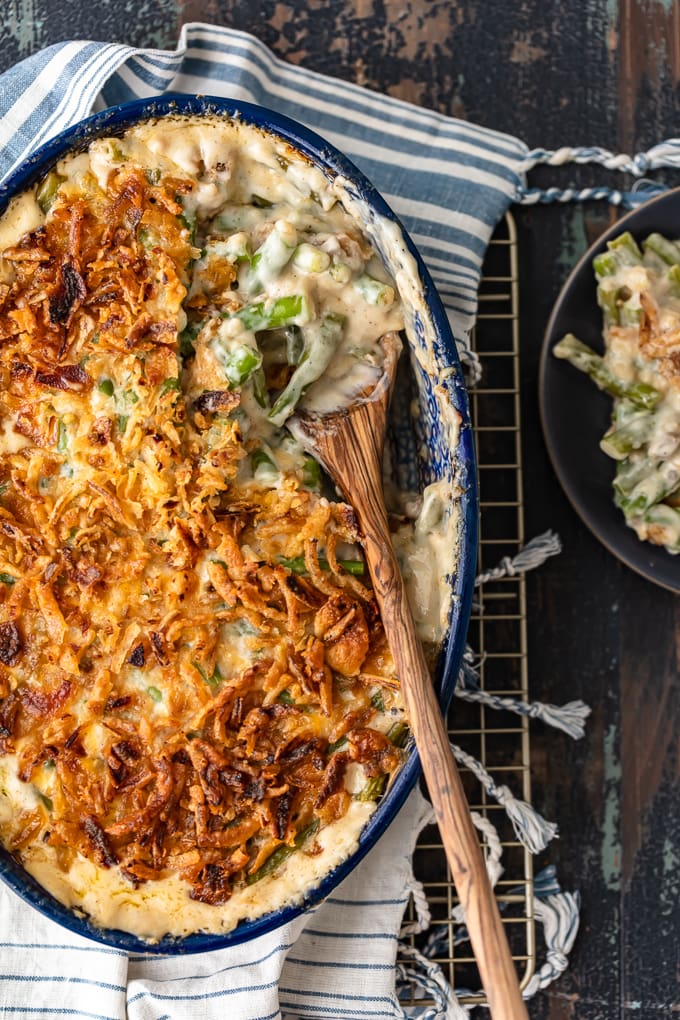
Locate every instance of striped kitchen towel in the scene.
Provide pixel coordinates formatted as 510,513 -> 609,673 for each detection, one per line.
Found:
0,22 -> 572,1020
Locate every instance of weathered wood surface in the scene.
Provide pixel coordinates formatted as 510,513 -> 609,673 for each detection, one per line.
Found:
1,3 -> 678,1017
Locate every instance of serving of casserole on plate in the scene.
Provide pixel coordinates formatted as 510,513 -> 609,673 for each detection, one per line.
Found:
0,98 -> 476,950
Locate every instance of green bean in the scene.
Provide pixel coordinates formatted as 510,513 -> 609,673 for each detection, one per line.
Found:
356,774 -> 387,802
608,231 -> 643,266
642,232 -> 680,266
57,419 -> 68,454
553,334 -> 661,411
251,449 -> 276,471
160,377 -> 181,395
353,273 -> 395,306
36,171 -> 65,214
593,251 -> 618,279
251,367 -> 269,408
191,661 -> 222,690
327,735 -> 348,754
179,320 -> 202,359
386,721 -> 410,748
329,262 -> 352,284
642,503 -> 680,551
247,221 -> 297,292
246,819 -> 320,884
235,295 -> 309,332
278,555 -> 365,576
370,690 -> 386,713
617,460 -> 680,518
668,264 -> 680,298
596,283 -> 620,326
613,457 -> 656,498
285,325 -> 304,365
292,243 -> 331,273
302,456 -> 322,491
251,448 -> 278,483
218,345 -> 263,387
600,411 -> 656,459
268,314 -> 345,426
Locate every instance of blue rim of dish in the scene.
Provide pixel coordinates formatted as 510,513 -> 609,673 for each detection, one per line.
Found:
0,94 -> 478,953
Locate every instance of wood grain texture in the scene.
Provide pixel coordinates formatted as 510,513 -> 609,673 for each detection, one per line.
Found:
0,1 -> 678,1016
291,338 -> 527,1020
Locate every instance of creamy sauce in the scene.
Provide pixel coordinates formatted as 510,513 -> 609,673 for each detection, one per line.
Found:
21,799 -> 375,941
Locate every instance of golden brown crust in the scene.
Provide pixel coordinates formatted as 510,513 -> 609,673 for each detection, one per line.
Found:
0,157 -> 403,908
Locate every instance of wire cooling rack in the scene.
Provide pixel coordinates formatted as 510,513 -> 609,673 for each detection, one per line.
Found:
399,211 -> 535,1007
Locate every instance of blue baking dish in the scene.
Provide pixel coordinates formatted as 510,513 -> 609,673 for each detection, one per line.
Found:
0,94 -> 478,953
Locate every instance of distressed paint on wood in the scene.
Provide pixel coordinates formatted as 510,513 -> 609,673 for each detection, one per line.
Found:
0,2 -> 678,1017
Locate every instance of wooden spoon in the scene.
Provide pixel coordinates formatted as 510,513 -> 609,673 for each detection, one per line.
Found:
289,334 -> 528,1020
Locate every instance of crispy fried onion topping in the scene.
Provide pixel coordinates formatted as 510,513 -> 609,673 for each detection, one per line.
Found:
0,165 -> 403,905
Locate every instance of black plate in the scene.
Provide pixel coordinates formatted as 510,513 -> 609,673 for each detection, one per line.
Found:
540,187 -> 680,593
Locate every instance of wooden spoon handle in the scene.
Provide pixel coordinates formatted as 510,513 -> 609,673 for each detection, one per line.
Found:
316,405 -> 528,1020
361,502 -> 527,1020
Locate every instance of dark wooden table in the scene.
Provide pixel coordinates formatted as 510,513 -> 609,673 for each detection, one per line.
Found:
1,3 -> 678,1018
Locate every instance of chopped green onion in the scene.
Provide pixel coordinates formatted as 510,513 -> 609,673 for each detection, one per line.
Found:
278,689 -> 295,705
117,415 -> 129,435
0,573 -> 16,585
145,167 -> 161,186
147,686 -> 163,703
38,793 -> 53,811
251,194 -> 274,208
98,378 -> 114,397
